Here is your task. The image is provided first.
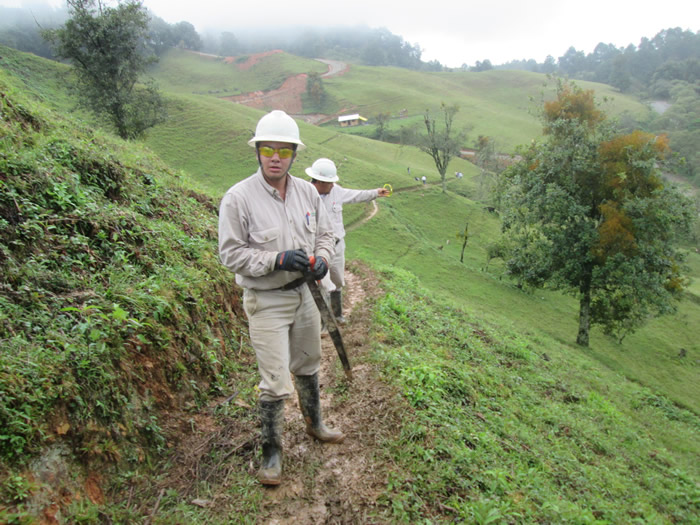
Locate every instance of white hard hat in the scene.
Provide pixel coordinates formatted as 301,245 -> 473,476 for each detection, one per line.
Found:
305,158 -> 339,182
248,110 -> 306,150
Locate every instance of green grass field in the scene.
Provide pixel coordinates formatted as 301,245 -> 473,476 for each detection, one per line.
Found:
149,48 -> 326,96
140,51 -> 700,418
2,44 -> 698,523
321,66 -> 651,151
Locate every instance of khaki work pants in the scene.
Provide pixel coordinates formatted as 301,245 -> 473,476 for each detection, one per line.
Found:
243,286 -> 322,401
329,239 -> 346,290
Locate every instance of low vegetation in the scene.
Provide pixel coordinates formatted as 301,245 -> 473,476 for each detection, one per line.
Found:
0,62 -> 247,522
1,43 -> 698,523
370,267 -> 699,523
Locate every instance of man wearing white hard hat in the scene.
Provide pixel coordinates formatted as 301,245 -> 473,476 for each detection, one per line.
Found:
305,158 -> 390,323
218,110 -> 343,487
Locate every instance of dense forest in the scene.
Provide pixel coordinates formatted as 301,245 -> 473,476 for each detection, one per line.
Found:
499,29 -> 700,182
1,4 -> 698,180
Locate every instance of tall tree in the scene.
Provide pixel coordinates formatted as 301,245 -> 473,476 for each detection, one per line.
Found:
305,71 -> 326,109
43,0 -> 165,139
374,111 -> 391,141
419,102 -> 466,193
171,21 -> 201,50
558,46 -> 587,76
497,80 -> 695,346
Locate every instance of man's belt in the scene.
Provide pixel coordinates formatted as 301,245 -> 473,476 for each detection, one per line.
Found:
277,276 -> 306,291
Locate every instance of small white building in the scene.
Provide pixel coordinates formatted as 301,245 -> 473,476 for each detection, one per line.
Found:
338,114 -> 367,127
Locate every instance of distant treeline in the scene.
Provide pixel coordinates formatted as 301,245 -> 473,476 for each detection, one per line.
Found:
199,25 -> 436,71
1,5 -> 695,82
0,5 -> 434,70
495,28 -> 700,182
496,28 -> 700,96
1,5 -> 697,180
0,5 -> 202,62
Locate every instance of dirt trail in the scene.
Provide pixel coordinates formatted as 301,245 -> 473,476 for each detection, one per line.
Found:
153,257 -> 402,524
346,201 -> 379,233
256,263 -> 401,523
221,54 -> 350,124
162,54 -> 403,520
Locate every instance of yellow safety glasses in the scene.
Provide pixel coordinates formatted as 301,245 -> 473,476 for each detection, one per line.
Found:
258,146 -> 295,159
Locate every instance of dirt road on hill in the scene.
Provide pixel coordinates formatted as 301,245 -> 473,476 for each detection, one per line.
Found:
316,59 -> 349,78
221,53 -> 350,124
222,74 -> 308,114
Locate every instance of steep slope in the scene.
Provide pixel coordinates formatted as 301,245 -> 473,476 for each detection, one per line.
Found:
0,54 -> 249,522
1,45 -> 698,524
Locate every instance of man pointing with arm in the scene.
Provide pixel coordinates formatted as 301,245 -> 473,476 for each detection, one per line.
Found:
306,157 -> 390,322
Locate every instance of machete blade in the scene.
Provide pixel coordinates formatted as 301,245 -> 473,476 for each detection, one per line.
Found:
304,273 -> 352,379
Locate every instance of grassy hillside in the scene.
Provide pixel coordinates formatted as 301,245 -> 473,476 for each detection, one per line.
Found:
0,48 -> 253,522
320,66 -> 651,152
366,267 -> 698,523
149,50 -> 652,154
1,45 -> 698,523
142,50 -> 699,415
149,48 -> 326,96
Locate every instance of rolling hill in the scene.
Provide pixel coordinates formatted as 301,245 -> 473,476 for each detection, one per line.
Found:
1,44 -> 698,523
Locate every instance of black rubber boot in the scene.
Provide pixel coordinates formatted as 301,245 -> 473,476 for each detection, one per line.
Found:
258,399 -> 284,485
330,290 -> 346,324
295,373 -> 345,443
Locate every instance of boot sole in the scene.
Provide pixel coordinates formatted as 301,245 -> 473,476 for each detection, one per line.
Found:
306,428 -> 345,443
259,477 -> 281,486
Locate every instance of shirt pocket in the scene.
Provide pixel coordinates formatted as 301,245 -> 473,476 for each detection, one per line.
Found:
243,289 -> 258,316
332,202 -> 342,213
249,227 -> 280,247
304,218 -> 317,234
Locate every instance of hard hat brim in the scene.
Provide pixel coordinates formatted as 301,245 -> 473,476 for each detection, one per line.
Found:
305,167 -> 338,182
248,136 -> 306,150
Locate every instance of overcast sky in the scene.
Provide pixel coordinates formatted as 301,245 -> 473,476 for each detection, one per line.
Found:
3,0 -> 698,66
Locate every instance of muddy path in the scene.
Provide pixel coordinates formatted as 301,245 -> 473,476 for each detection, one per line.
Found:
150,257 -> 404,524
254,263 -> 403,523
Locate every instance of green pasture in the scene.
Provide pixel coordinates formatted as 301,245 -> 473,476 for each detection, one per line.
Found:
139,50 -> 699,414
366,267 -> 699,523
346,182 -> 700,414
143,95 -> 465,196
149,48 -> 326,96
322,66 -> 652,151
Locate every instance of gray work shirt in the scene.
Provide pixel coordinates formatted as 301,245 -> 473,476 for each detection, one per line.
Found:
218,169 -> 335,290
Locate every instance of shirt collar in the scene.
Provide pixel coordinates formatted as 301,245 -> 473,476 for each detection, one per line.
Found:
256,168 -> 293,200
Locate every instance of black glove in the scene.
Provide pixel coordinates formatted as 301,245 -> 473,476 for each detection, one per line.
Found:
274,250 -> 309,272
311,256 -> 328,280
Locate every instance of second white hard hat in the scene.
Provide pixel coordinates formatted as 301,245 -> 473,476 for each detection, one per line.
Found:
248,110 -> 306,150
305,158 -> 339,182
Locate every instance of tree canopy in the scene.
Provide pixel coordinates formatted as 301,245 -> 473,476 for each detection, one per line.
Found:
419,103 -> 467,193
497,81 -> 695,346
43,0 -> 165,140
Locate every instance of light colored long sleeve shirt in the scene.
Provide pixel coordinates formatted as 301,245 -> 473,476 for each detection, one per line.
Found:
320,184 -> 378,241
218,169 -> 335,290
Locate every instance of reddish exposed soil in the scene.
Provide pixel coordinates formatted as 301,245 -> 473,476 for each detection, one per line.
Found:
223,49 -> 285,71
221,52 -> 351,124
222,74 -> 308,114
